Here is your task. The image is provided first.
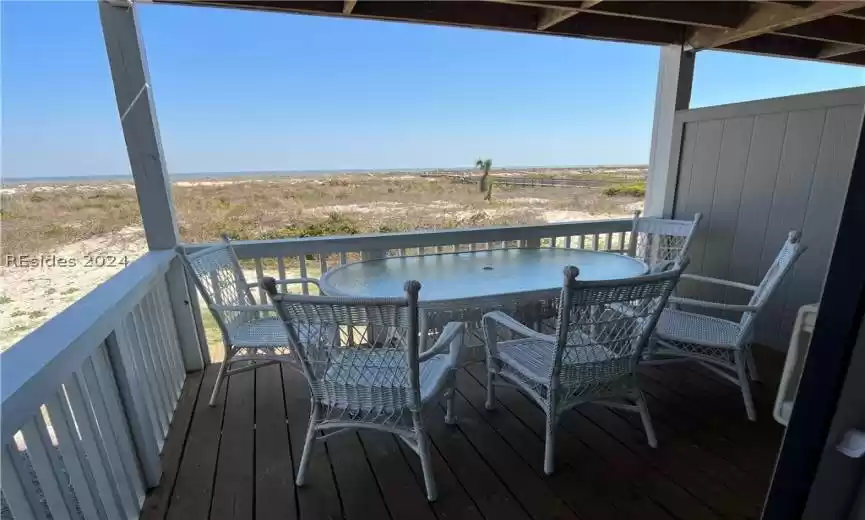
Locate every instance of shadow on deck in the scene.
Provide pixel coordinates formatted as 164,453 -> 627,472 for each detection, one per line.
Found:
143,349 -> 784,520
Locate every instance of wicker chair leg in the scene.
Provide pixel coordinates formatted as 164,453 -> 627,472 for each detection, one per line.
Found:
485,370 -> 496,411
745,347 -> 761,383
444,385 -> 457,425
414,416 -> 438,502
734,351 -> 757,422
543,414 -> 556,475
637,393 -> 658,448
208,348 -> 232,407
644,336 -> 659,360
296,404 -> 321,486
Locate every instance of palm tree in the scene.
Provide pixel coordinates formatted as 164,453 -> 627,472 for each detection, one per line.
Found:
475,158 -> 492,194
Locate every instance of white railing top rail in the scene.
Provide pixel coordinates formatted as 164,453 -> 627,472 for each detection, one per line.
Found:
183,218 -> 633,258
1,250 -> 176,440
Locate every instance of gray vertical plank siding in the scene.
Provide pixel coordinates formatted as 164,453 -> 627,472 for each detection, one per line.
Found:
676,120 -> 724,301
726,113 -> 789,289
672,88 -> 865,350
683,120 -> 725,275
776,106 -> 864,343
703,117 -> 754,312
756,109 -> 827,343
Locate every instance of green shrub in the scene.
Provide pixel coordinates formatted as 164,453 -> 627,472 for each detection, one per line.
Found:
603,182 -> 646,197
256,213 -> 361,240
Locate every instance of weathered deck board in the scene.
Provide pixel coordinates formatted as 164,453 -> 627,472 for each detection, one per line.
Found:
455,369 -> 665,520
254,364 -> 297,520
165,365 -> 225,520
281,364 -> 342,520
140,369 -> 204,520
357,431 -> 437,520
145,351 -> 784,520
211,370 -> 255,520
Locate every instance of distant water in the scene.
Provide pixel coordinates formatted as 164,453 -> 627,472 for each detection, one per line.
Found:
2,164 -> 648,185
2,168 -> 429,185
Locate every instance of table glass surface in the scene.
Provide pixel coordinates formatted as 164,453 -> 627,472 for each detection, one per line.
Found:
321,248 -> 648,302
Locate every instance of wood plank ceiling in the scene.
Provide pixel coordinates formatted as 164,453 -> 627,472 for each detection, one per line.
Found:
154,1 -> 865,66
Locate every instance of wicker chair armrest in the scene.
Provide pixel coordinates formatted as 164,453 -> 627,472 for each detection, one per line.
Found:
680,274 -> 758,292
483,311 -> 557,344
209,304 -> 274,313
668,297 -> 759,313
419,322 -> 465,362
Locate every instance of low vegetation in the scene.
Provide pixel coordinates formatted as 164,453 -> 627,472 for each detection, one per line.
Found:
1,169 -> 645,261
0,167 -> 646,351
603,182 -> 646,198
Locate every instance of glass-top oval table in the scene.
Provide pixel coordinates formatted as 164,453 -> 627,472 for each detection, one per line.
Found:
320,248 -> 648,300
320,248 -> 648,361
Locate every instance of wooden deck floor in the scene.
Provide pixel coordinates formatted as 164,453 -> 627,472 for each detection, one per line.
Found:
143,350 -> 784,520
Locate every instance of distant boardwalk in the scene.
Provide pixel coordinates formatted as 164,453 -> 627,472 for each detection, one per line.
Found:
420,173 -> 645,188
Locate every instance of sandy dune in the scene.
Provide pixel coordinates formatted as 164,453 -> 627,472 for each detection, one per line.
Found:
1,226 -> 148,350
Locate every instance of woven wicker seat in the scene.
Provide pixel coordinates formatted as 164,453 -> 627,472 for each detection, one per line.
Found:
651,231 -> 806,421
179,235 -> 325,406
496,339 -> 615,383
322,349 -> 456,409
230,317 -> 288,347
656,309 -> 741,348
262,277 -> 464,502
483,263 -> 683,475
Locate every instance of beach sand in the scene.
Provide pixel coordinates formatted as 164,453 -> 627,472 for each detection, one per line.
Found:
1,172 -> 643,350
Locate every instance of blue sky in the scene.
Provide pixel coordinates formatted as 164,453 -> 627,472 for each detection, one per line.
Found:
2,1 -> 864,179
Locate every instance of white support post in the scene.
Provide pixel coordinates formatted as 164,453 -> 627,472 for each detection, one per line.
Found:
99,0 -> 204,371
643,45 -> 694,218
99,0 -> 177,250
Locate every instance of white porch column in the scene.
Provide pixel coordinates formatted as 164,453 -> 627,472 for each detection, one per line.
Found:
643,45 -> 695,218
99,0 -> 205,370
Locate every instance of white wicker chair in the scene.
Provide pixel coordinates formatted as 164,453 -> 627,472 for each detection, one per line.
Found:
261,277 -> 464,502
483,263 -> 684,475
179,236 -> 321,406
628,211 -> 702,266
651,231 -> 806,421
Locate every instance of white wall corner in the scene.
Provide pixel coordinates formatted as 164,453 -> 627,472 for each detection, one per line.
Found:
644,45 -> 695,218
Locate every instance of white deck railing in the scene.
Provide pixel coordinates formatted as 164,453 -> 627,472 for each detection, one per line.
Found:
185,218 -> 635,302
0,251 -> 187,520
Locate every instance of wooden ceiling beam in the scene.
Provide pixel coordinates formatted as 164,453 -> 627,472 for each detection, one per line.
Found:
537,8 -> 578,30
718,32 -> 865,65
687,2 -> 863,50
352,1 -> 539,31
156,0 -> 865,67
838,6 -> 865,20
587,2 -> 752,30
549,11 -> 684,45
830,49 -> 865,65
777,16 -> 865,46
818,42 -> 865,58
536,0 -> 601,31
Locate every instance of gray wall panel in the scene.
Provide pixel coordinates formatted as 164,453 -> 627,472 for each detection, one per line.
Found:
677,120 -> 724,300
672,88 -> 864,350
756,109 -> 827,344
703,117 -> 754,310
727,113 -> 788,290
776,105 -> 863,344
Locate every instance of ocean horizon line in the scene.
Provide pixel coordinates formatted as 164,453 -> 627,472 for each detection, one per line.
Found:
2,164 -> 649,185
